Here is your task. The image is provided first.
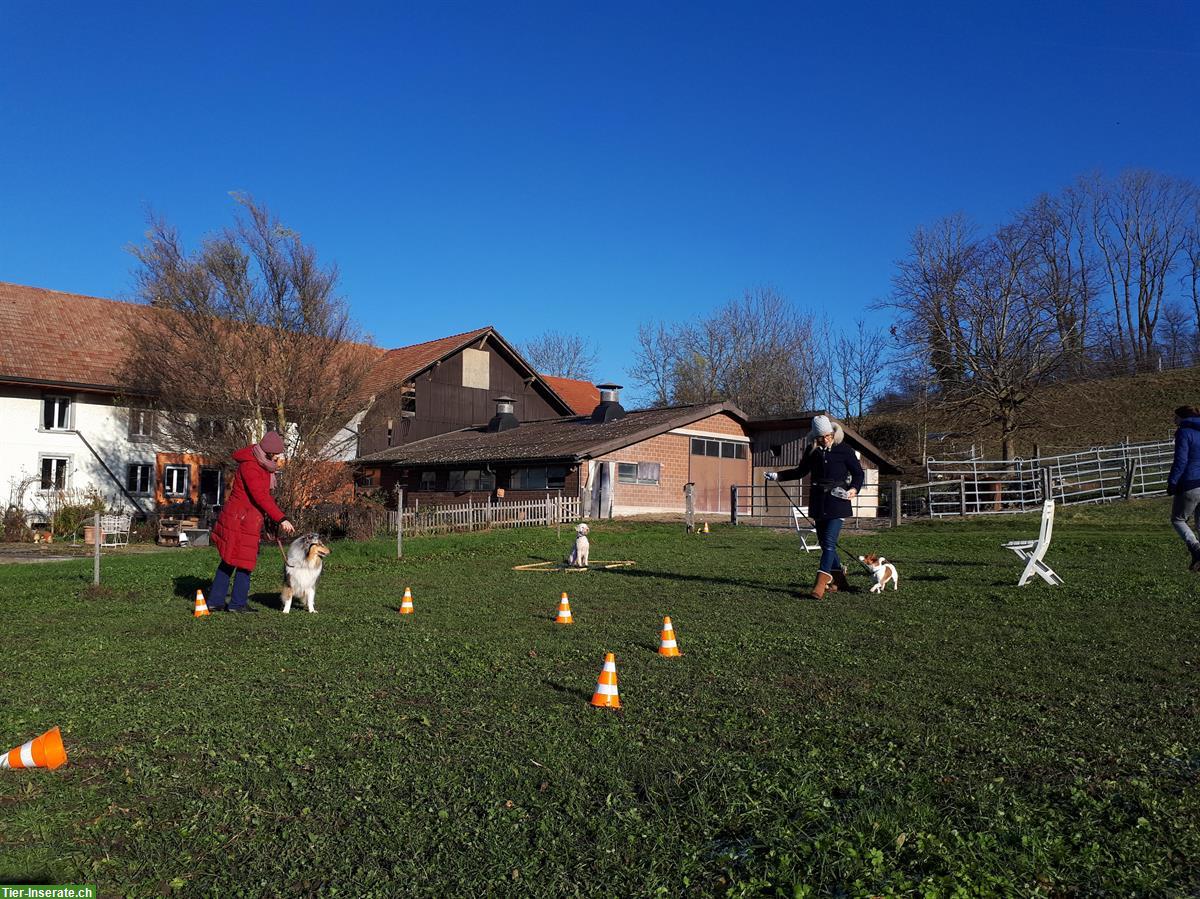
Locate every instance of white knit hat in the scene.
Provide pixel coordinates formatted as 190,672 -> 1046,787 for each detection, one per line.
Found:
810,415 -> 834,437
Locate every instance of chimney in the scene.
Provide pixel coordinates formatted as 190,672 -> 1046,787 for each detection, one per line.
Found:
590,383 -> 626,423
487,396 -> 519,432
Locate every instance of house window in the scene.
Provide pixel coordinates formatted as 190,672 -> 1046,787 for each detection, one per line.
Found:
690,437 -> 746,459
399,386 -> 416,416
197,418 -> 226,439
511,466 -> 567,490
127,463 -> 152,494
39,456 -> 70,490
129,409 -> 156,440
618,462 -> 661,486
419,471 -> 437,491
163,465 -> 189,498
769,444 -> 782,458
447,469 -> 494,491
42,395 -> 72,430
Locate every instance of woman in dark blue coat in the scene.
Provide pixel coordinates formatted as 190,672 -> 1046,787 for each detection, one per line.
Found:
766,414 -> 865,599
1167,404 -> 1200,570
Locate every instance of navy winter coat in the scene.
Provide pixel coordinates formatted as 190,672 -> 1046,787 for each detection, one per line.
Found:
774,442 -> 865,521
1167,417 -> 1200,495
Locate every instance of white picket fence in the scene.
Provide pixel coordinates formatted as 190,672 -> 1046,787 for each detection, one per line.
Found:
900,439 -> 1174,517
385,495 -> 581,535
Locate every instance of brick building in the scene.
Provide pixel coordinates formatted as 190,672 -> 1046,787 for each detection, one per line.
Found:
357,386 -> 754,517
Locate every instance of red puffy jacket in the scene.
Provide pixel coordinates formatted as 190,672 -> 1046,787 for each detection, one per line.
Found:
211,446 -> 286,571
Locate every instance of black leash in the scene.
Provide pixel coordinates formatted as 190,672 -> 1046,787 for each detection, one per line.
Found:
765,477 -> 873,574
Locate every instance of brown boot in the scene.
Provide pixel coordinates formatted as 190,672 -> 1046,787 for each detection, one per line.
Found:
831,568 -> 854,593
810,571 -> 833,600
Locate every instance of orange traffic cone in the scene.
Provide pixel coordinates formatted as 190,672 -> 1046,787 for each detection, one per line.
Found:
193,589 -> 210,617
590,652 -> 621,708
658,616 -> 681,657
399,587 -> 414,615
1,727 -> 67,770
555,592 -> 573,624
702,521 -> 710,534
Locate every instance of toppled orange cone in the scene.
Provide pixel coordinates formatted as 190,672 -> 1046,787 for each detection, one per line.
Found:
590,652 -> 621,708
399,587 -> 414,615
193,589 -> 210,617
658,616 -> 680,657
2,727 -> 67,770
555,592 -> 573,624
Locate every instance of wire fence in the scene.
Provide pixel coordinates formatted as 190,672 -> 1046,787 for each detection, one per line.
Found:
899,439 -> 1173,517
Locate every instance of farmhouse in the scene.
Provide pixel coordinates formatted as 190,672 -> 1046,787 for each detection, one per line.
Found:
359,392 -> 901,519
0,280 -> 596,522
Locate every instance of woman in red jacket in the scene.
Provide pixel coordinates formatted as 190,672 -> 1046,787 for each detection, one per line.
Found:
208,430 -> 295,612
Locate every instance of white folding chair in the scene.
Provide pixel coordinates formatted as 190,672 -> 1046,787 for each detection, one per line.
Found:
100,513 -> 132,547
1002,499 -> 1063,586
792,506 -> 819,553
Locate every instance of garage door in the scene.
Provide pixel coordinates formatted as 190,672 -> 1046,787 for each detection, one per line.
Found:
689,437 -> 750,513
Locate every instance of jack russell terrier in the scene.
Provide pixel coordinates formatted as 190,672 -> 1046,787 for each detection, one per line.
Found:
858,554 -> 899,594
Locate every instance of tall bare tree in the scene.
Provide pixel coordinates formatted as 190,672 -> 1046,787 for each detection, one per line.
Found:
628,287 -> 820,416
121,195 -> 376,511
1086,170 -> 1198,370
519,330 -> 599,380
889,213 -> 1071,460
826,319 -> 892,427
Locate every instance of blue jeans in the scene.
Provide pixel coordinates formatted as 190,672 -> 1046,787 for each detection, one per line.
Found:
816,518 -> 843,573
210,560 -> 251,610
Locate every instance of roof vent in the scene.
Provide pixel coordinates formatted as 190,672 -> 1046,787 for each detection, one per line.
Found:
487,396 -> 519,432
590,383 -> 626,423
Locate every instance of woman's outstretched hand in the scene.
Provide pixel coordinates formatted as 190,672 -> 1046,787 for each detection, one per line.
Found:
280,519 -> 296,536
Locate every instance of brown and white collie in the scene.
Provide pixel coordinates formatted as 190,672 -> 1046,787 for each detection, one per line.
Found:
281,533 -> 331,614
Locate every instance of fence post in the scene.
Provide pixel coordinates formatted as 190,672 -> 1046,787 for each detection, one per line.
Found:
93,511 -> 100,586
545,494 -> 552,528
958,478 -> 966,516
684,483 -> 695,533
395,488 -> 404,559
1122,461 -> 1136,500
468,497 -> 474,532
891,480 -> 901,527
730,486 -> 738,525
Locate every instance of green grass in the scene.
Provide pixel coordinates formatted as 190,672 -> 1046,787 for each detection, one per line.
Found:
1,501 -> 1197,897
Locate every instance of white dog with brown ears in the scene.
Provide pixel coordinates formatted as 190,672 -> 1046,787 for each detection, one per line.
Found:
281,533 -> 331,613
858,554 -> 899,593
567,522 -> 590,568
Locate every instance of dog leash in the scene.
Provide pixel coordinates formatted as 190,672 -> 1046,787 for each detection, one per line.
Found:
765,477 -> 874,574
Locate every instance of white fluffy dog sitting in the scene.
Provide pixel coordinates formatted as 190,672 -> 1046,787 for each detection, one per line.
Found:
281,533 -> 331,614
567,522 -> 590,568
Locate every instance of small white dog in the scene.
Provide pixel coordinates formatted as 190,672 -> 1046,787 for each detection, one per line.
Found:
858,554 -> 899,594
567,522 -> 590,568
281,533 -> 331,614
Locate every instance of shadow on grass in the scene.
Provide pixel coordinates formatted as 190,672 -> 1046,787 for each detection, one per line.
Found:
542,679 -> 592,703
603,566 -> 795,597
172,574 -> 208,605
908,574 -> 951,582
250,590 -> 283,611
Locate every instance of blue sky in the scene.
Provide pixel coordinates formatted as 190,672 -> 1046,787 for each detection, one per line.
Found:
2,1 -> 1198,397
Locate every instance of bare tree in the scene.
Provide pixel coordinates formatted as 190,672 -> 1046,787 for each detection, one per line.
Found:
519,330 -> 599,380
628,287 -> 821,416
1158,302 -> 1193,369
826,319 -> 892,427
1086,170 -> 1198,370
888,213 -> 1071,460
121,195 -> 376,512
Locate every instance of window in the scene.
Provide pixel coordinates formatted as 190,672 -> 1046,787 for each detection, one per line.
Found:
618,462 -> 661,486
769,444 -> 782,458
447,469 -> 494,491
40,456 -> 69,490
419,471 -> 437,491
690,437 -> 747,459
42,395 -> 72,430
399,386 -> 416,416
127,463 -> 152,494
163,465 -> 189,498
197,418 -> 226,439
461,348 -> 490,389
129,409 -> 155,440
511,466 -> 567,490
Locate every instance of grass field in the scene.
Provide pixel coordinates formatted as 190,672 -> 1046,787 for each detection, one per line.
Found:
1,500 -> 1197,897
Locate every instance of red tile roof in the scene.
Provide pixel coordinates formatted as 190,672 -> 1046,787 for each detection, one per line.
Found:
359,326 -> 493,398
541,376 -> 600,415
0,281 -> 145,390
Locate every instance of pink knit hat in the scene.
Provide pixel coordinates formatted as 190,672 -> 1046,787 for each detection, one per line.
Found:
259,430 -> 285,454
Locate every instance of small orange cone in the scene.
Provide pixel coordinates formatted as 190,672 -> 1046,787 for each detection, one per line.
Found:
399,587 -> 414,615
555,592 -> 573,624
702,521 -> 710,534
1,726 -> 67,770
193,589 -> 210,617
658,616 -> 681,657
590,652 -> 621,708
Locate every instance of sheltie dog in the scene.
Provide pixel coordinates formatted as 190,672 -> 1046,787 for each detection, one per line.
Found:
281,533 -> 331,614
